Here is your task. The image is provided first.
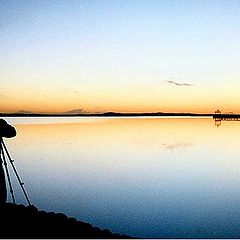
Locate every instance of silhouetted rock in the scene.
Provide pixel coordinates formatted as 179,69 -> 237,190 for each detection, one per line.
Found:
0,203 -> 132,239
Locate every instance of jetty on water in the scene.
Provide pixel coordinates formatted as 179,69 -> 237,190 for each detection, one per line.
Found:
213,110 -> 240,127
213,110 -> 240,121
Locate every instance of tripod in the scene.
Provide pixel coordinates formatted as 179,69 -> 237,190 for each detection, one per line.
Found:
0,138 -> 31,206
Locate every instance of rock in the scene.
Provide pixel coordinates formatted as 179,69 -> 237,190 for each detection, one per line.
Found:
0,203 -> 132,239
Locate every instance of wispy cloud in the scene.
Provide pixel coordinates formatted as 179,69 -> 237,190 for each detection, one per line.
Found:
65,108 -> 90,114
63,88 -> 80,94
166,79 -> 194,87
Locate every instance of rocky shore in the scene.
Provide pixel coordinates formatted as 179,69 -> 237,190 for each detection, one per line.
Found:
0,203 -> 132,239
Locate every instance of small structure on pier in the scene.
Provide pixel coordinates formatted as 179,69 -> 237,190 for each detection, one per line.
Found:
214,109 -> 221,115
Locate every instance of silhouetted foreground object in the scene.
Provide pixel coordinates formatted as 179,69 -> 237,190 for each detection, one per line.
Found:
0,119 -> 16,138
0,119 -> 17,205
0,203 -> 132,239
0,120 -> 31,206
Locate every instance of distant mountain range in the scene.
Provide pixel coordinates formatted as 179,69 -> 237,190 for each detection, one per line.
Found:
0,111 -> 213,117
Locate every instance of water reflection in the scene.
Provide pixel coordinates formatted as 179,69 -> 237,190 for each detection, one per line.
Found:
3,117 -> 240,238
214,117 -> 240,127
163,142 -> 193,151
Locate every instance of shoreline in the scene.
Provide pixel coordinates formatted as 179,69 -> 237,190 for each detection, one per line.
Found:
0,203 -> 133,239
2,113 -> 240,119
0,113 -> 213,118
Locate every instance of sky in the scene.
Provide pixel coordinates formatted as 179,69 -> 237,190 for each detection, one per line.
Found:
1,0 -> 240,114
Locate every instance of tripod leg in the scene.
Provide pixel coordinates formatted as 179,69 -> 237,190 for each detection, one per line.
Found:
0,140 -> 16,204
2,139 -> 31,206
0,145 -> 7,205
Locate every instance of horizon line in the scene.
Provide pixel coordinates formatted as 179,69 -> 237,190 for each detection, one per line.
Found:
1,111 -> 239,117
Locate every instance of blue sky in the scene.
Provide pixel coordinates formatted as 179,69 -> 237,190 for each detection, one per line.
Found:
1,0 -> 240,113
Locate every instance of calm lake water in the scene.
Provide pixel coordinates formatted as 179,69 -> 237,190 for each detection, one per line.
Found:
3,117 -> 240,238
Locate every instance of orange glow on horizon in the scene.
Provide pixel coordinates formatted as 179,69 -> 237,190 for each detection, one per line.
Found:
1,83 -> 240,114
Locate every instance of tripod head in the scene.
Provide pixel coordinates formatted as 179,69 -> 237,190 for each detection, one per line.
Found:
0,119 -> 16,138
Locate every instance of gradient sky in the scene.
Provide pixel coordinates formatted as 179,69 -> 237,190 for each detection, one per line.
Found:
1,0 -> 240,113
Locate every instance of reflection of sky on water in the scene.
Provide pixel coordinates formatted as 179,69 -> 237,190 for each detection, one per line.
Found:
3,117 -> 240,238
163,142 -> 193,151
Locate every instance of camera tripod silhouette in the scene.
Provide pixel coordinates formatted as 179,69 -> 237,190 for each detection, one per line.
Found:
0,138 -> 31,206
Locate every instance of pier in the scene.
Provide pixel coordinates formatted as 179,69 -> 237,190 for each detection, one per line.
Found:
213,110 -> 240,127
213,114 -> 240,121
213,110 -> 240,126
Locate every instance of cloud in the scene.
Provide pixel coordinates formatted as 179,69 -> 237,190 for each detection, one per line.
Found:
166,80 -> 193,87
63,88 -> 80,94
65,109 -> 90,114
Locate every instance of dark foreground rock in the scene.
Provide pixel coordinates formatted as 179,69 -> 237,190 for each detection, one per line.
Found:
0,203 -> 132,239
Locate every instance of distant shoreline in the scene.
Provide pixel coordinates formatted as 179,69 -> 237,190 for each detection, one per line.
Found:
1,112 -> 240,118
0,112 -> 213,117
